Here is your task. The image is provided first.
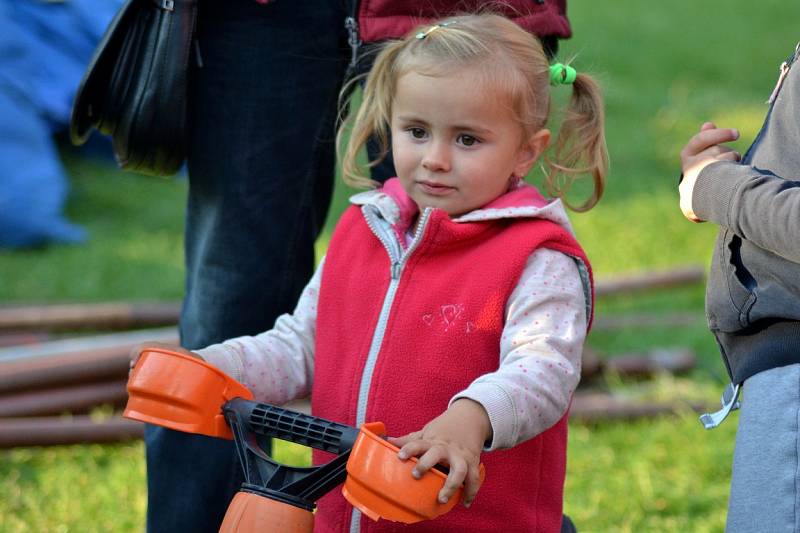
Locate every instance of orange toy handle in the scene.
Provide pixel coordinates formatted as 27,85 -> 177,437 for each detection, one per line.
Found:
344,422 -> 486,524
124,347 -> 254,439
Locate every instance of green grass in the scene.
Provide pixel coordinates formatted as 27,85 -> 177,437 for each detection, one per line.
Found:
2,443 -> 146,533
0,155 -> 186,302
567,413 -> 737,533
3,1 -> 799,531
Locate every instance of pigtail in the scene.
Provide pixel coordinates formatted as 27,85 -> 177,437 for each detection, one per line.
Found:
337,40 -> 406,190
545,72 -> 608,212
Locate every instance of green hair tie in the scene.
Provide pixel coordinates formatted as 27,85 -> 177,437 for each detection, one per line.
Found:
549,63 -> 577,86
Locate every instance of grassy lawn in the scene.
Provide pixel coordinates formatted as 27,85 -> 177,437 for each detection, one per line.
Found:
2,1 -> 798,531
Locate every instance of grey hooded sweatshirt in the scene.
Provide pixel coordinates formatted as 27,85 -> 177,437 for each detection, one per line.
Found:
693,42 -> 800,384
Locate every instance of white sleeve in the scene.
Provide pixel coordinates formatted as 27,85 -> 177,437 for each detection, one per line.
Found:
451,248 -> 588,450
195,257 -> 324,404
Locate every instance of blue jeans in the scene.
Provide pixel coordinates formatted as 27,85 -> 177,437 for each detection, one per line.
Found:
726,363 -> 800,532
145,1 -> 393,531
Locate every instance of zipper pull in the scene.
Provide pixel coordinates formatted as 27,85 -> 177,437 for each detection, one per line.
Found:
767,61 -> 790,104
391,261 -> 401,280
699,382 -> 741,429
345,16 -> 361,72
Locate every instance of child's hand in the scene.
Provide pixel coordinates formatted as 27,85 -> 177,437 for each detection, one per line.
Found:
679,121 -> 741,222
389,399 -> 491,508
129,341 -> 202,373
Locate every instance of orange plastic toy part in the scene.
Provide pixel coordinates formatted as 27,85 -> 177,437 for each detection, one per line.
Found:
342,422 -> 484,524
219,492 -> 314,533
123,347 -> 253,439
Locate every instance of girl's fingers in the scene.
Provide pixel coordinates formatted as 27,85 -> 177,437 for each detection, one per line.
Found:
396,441 -> 481,506
396,438 -> 430,461
700,121 -> 716,132
129,344 -> 148,369
411,445 -> 448,478
438,457 -> 468,504
389,431 -> 421,450
462,463 -> 483,507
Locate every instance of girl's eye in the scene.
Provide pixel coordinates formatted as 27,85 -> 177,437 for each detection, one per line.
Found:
458,134 -> 479,147
409,128 -> 426,139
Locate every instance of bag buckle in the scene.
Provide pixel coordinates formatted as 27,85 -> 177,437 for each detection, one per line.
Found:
699,382 -> 740,429
157,0 -> 175,11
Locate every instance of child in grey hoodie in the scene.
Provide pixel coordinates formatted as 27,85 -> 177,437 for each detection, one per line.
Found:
679,42 -> 800,533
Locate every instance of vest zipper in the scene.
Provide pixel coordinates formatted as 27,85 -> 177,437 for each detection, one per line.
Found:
349,207 -> 432,533
362,206 -> 404,274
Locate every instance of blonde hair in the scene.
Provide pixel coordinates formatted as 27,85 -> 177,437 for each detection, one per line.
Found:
338,13 -> 608,211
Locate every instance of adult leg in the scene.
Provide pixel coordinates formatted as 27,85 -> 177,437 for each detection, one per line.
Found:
726,363 -> 800,532
144,1 -> 347,531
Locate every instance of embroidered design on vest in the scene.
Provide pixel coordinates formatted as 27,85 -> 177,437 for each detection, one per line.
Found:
422,303 -> 476,333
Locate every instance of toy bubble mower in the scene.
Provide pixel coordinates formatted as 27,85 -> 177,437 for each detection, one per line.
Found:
125,348 -> 477,532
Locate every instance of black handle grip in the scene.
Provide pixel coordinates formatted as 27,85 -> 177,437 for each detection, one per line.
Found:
224,398 -> 359,455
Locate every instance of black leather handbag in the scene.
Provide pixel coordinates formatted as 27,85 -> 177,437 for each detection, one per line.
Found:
70,0 -> 197,176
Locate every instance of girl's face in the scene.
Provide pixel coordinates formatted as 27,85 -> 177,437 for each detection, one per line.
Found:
390,68 -> 550,217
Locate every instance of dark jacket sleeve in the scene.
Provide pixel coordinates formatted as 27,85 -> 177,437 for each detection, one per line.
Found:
693,160 -> 800,263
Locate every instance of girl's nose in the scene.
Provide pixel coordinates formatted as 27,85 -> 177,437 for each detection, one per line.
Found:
421,142 -> 451,172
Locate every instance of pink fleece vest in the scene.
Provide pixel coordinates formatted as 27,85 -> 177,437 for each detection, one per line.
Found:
311,205 -> 592,532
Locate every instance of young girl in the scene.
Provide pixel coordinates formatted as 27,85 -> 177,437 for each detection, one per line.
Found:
136,13 -> 607,532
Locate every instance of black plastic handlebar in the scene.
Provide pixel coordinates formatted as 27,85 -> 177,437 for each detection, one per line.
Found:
221,398 -> 359,510
224,398 -> 359,454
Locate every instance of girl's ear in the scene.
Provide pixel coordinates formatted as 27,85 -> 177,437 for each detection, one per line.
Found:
513,129 -> 551,178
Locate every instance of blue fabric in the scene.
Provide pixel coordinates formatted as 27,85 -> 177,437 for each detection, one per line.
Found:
0,0 -> 121,247
726,363 -> 800,532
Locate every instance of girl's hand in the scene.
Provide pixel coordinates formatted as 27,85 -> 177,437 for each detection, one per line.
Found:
128,342 -> 202,373
679,121 -> 740,222
389,399 -> 491,508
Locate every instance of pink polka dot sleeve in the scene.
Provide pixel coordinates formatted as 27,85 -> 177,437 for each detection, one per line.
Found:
196,258 -> 324,404
451,248 -> 588,451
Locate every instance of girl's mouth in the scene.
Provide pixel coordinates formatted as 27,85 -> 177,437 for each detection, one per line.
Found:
417,180 -> 456,196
